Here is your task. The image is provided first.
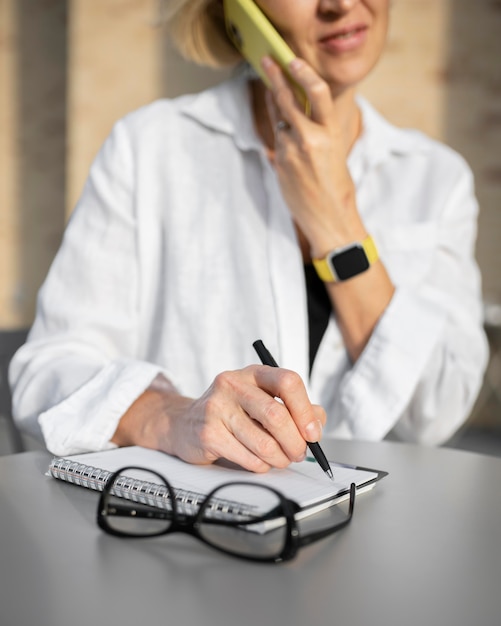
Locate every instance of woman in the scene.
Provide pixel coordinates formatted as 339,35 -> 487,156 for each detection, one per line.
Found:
10,0 -> 488,468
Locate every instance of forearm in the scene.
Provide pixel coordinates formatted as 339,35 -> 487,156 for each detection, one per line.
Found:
325,258 -> 395,362
260,58 -> 395,360
302,196 -> 395,362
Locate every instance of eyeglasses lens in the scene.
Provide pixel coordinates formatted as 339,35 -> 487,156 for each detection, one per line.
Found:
197,483 -> 288,558
103,468 -> 173,536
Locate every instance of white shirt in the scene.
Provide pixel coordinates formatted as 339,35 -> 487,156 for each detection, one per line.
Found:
10,75 -> 488,456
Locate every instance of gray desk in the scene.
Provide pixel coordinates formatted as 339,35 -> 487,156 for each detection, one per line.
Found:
1,440 -> 501,626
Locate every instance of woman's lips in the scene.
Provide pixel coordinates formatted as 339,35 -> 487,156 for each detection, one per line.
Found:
318,25 -> 368,53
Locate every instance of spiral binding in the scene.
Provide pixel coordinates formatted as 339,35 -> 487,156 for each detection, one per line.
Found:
49,458 -> 257,520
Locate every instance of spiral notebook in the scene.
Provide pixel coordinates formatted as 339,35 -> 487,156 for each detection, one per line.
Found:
48,446 -> 387,525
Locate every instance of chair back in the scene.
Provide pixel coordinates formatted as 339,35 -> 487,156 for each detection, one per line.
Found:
0,329 -> 29,453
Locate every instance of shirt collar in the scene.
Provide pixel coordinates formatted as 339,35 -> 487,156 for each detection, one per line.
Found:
179,75 -> 430,163
180,71 -> 263,153
355,96 -> 430,166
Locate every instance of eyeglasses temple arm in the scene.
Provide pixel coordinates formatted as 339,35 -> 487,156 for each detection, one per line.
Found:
296,483 -> 356,548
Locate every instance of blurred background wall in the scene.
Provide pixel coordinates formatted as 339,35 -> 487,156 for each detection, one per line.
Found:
1,0 -> 500,427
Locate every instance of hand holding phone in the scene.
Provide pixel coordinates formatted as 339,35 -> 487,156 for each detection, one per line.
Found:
224,0 -> 310,115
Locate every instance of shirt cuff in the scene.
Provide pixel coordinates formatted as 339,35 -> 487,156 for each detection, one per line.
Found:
39,359 -> 164,456
339,287 -> 446,440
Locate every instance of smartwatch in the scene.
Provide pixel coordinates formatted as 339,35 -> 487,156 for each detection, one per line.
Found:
312,235 -> 379,282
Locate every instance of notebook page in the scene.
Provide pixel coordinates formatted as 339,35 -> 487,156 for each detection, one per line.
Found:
59,446 -> 377,509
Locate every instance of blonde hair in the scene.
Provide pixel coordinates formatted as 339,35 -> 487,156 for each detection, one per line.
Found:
162,0 -> 242,68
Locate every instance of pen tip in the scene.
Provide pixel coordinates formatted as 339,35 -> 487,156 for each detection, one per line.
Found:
326,468 -> 334,481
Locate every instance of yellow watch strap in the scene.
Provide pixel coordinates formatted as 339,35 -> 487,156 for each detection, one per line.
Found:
312,235 -> 379,282
363,235 -> 379,264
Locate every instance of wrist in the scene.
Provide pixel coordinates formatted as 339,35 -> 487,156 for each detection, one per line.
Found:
308,220 -> 368,260
312,235 -> 379,283
305,203 -> 367,260
111,374 -> 190,451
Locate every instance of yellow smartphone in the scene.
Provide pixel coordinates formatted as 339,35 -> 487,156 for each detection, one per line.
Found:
223,0 -> 310,116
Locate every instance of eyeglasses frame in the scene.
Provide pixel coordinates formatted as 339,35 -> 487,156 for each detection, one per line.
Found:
97,465 -> 356,563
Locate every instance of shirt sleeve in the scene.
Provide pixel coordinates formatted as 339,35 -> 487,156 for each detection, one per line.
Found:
9,119 -> 168,455
334,154 -> 489,445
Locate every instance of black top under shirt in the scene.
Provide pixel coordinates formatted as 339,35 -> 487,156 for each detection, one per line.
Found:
304,263 -> 332,373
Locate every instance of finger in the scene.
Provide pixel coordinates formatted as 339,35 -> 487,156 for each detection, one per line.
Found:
187,403 -> 272,472
261,56 -> 304,128
265,90 -> 293,142
199,371 -> 297,470
312,404 -> 328,428
264,89 -> 281,130
287,58 -> 332,125
252,366 -> 324,444
225,410 -> 293,469
238,387 -> 307,463
169,396 -> 272,472
211,426 -> 275,474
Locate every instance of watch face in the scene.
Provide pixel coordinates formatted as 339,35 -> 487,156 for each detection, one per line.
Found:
331,245 -> 369,281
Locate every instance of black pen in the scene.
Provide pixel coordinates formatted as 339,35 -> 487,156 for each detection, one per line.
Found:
252,339 -> 334,481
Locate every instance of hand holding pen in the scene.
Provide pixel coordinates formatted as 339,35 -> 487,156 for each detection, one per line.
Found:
117,338 -> 329,475
253,340 -> 334,481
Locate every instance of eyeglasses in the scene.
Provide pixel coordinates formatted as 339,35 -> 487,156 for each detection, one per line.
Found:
97,466 -> 356,563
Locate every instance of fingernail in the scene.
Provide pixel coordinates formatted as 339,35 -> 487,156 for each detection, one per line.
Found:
305,420 -> 322,442
289,58 -> 303,71
261,56 -> 273,69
